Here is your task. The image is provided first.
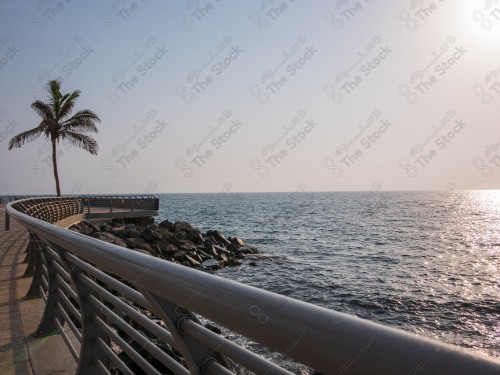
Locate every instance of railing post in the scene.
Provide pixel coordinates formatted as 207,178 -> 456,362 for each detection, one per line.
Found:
22,232 -> 37,275
71,267 -> 111,374
25,235 -> 45,298
35,245 -> 67,335
5,209 -> 10,230
109,197 -> 113,213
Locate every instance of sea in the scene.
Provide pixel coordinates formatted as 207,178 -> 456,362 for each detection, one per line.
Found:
155,190 -> 499,366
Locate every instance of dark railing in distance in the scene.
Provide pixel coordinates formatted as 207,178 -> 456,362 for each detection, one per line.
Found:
79,195 -> 159,214
5,197 -> 500,375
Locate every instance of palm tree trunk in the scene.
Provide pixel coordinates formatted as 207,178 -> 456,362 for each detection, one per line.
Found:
51,139 -> 61,196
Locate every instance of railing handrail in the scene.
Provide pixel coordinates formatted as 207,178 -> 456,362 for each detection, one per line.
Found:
6,198 -> 500,374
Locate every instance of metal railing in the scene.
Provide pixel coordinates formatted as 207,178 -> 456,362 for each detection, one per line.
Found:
79,195 -> 159,214
10,197 -> 83,223
6,197 -> 500,375
4,195 -> 159,230
2,194 -> 159,214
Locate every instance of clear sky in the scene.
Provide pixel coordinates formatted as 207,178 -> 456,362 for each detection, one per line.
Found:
0,0 -> 499,194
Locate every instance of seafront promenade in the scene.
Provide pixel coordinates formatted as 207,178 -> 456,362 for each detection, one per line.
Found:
0,205 -> 75,375
3,197 -> 499,374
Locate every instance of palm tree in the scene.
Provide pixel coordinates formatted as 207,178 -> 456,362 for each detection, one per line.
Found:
8,80 -> 101,196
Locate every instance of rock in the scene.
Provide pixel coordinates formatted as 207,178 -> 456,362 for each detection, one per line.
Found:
166,244 -> 179,253
185,255 -> 201,266
125,237 -> 152,251
72,216 -> 255,271
178,240 -> 197,252
227,258 -> 242,267
196,248 -> 212,259
213,245 -> 231,255
140,217 -> 155,226
174,220 -> 193,232
186,229 -> 203,243
91,232 -> 127,247
174,231 -> 187,241
156,229 -> 174,238
159,219 -> 174,230
206,230 -> 231,246
112,228 -> 129,239
249,262 -> 257,267
235,247 -> 253,255
159,242 -> 178,254
231,237 -> 247,248
83,220 -> 101,233
249,246 -> 260,254
226,243 -> 239,253
79,226 -> 94,236
171,250 -> 187,260
100,224 -> 113,233
205,244 -> 218,257
203,235 -> 218,245
191,254 -> 203,263
158,238 -> 174,249
150,244 -> 161,254
202,259 -> 224,270
126,228 -> 141,238
142,228 -> 162,242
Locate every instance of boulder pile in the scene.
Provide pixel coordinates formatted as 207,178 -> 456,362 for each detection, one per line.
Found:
69,217 -> 260,271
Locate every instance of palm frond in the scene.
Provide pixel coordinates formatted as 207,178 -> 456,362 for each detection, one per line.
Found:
58,90 -> 80,120
60,130 -> 98,155
31,100 -> 54,120
8,126 -> 44,150
63,109 -> 101,124
48,80 -> 61,99
48,80 -> 62,113
61,109 -> 101,133
61,121 -> 98,134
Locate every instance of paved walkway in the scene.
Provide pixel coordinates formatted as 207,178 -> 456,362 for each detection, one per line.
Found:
0,206 -> 76,375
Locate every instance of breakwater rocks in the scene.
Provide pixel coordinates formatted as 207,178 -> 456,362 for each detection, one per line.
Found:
69,217 -> 260,271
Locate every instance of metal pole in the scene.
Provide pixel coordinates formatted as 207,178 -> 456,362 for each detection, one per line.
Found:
5,210 -> 10,231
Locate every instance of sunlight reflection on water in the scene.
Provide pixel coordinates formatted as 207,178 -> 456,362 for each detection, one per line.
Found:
157,190 -> 500,358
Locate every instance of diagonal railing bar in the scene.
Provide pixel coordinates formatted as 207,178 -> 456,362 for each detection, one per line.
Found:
6,197 -> 500,375
140,289 -> 232,374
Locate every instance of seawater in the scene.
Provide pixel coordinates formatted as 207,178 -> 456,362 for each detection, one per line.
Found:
156,191 -> 500,361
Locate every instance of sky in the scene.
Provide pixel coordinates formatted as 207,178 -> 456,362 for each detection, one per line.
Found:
0,0 -> 499,194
